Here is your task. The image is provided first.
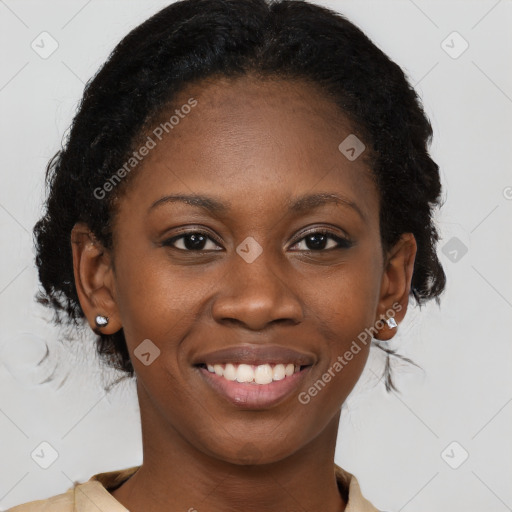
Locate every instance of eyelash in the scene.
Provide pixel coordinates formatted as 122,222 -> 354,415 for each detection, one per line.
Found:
161,228 -> 352,252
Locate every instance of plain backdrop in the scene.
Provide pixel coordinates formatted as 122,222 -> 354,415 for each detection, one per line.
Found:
0,1 -> 511,511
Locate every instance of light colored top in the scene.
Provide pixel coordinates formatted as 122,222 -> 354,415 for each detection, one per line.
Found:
7,464 -> 381,511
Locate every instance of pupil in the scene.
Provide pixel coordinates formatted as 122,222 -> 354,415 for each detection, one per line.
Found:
185,233 -> 206,250
307,233 -> 326,250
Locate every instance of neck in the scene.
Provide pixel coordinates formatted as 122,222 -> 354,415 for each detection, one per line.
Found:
111,384 -> 346,512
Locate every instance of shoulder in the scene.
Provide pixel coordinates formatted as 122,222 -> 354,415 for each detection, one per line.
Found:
6,487 -> 74,512
334,463 -> 386,512
6,466 -> 140,512
6,480 -> 118,512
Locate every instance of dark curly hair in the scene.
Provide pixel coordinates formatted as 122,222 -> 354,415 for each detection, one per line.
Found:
33,0 -> 446,386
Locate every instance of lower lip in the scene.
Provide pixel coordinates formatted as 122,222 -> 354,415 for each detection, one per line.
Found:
196,366 -> 312,409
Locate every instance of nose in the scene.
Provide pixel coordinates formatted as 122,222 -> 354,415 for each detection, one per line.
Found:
211,250 -> 304,330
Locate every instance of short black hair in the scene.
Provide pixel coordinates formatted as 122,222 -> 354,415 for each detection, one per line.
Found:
33,0 -> 446,383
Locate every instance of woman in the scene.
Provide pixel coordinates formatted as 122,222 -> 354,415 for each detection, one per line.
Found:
10,0 -> 445,510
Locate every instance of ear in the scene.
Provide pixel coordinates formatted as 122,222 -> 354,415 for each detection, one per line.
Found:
374,233 -> 417,341
70,222 -> 122,335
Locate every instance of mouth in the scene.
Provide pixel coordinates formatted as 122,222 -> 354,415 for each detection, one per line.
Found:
194,362 -> 313,409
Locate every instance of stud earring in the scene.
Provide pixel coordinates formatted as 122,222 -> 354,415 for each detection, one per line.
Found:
95,315 -> 109,328
386,317 -> 398,329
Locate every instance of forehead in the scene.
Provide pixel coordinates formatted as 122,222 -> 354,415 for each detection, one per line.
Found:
115,74 -> 378,224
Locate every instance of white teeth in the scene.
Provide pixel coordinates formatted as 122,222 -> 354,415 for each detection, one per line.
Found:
273,363 -> 285,381
223,363 -> 237,381
236,364 -> 254,383
254,364 -> 273,384
204,362 -> 304,384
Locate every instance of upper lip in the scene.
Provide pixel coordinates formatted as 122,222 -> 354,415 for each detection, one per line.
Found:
193,344 -> 316,367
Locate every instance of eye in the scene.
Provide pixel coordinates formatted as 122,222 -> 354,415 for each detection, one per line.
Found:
290,229 -> 352,252
162,231 -> 222,252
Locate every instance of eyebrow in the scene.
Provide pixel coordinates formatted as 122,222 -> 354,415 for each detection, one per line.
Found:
149,194 -> 230,215
148,192 -> 365,220
287,192 -> 365,220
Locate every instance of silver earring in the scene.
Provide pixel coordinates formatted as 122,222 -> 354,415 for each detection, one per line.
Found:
95,315 -> 109,328
386,317 -> 398,329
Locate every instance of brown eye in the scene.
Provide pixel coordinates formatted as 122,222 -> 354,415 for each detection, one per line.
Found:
162,231 -> 222,251
290,230 -> 352,252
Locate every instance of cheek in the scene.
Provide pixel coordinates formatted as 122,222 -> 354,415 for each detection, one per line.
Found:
308,251 -> 382,401
112,251 -> 196,350
314,246 -> 382,332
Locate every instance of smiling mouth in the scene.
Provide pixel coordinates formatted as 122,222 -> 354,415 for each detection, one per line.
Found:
195,362 -> 311,385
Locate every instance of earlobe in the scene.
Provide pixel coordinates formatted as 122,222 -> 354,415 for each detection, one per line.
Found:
374,233 -> 417,341
70,222 -> 121,335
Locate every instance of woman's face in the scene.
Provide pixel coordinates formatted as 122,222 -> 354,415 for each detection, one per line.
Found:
84,75 -> 412,464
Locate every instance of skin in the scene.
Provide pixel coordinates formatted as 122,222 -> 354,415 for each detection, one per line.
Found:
71,74 -> 416,512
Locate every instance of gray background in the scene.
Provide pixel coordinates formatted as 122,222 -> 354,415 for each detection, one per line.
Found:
0,0 -> 511,510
